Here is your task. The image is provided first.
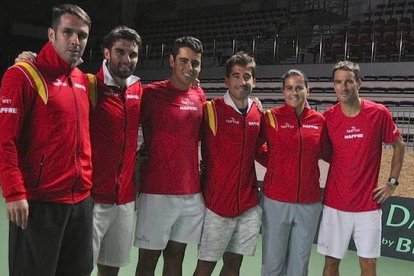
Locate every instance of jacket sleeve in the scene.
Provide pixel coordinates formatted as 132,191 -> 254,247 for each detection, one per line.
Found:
255,114 -> 269,167
0,67 -> 36,202
320,120 -> 332,163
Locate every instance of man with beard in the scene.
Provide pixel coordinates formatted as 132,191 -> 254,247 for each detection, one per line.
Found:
90,26 -> 142,276
15,26 -> 143,276
0,4 -> 94,275
193,52 -> 262,276
134,36 -> 206,276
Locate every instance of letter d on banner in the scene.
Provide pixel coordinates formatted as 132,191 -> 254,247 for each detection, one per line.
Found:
386,204 -> 410,227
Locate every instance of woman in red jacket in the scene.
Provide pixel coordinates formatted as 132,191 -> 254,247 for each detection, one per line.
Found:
261,69 -> 328,276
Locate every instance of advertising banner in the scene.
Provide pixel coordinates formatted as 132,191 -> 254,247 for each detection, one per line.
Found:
379,196 -> 414,261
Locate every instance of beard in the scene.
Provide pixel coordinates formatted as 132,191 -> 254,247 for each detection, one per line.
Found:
114,68 -> 133,79
109,61 -> 135,79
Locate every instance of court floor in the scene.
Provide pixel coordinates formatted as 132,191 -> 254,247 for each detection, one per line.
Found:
0,199 -> 413,275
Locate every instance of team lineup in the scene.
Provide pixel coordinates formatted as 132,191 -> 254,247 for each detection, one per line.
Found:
0,3 -> 406,276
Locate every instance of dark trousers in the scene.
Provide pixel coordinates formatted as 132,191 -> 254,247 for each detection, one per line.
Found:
9,197 -> 93,276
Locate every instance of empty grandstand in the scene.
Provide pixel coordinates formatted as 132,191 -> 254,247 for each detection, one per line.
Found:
1,0 -> 414,149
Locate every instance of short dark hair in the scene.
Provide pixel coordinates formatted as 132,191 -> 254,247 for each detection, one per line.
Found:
101,26 -> 142,52
332,60 -> 361,81
225,52 -> 256,78
171,36 -> 203,59
282,69 -> 309,90
51,4 -> 91,31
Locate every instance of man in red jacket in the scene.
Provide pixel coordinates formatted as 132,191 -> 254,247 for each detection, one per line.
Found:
134,36 -> 206,276
193,52 -> 262,276
90,26 -> 142,276
0,4 -> 94,275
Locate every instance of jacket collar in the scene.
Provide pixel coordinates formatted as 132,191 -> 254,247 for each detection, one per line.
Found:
36,41 -> 82,76
98,59 -> 140,88
281,103 -> 311,117
223,91 -> 253,114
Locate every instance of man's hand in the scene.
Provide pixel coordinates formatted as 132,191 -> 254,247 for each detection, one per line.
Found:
253,97 -> 264,112
192,78 -> 201,88
372,184 -> 395,204
15,51 -> 37,63
7,199 -> 29,229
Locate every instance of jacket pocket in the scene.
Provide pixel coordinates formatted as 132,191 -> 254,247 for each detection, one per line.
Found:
35,155 -> 45,188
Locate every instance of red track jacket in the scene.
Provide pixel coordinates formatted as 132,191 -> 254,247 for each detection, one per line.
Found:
262,105 -> 327,203
201,95 -> 262,217
90,61 -> 142,204
0,42 -> 92,204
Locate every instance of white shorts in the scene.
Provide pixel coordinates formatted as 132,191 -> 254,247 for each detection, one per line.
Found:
92,202 -> 136,267
134,193 -> 205,250
317,205 -> 382,259
198,206 -> 262,262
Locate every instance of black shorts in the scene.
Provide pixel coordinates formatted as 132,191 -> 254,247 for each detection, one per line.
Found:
9,197 -> 93,276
